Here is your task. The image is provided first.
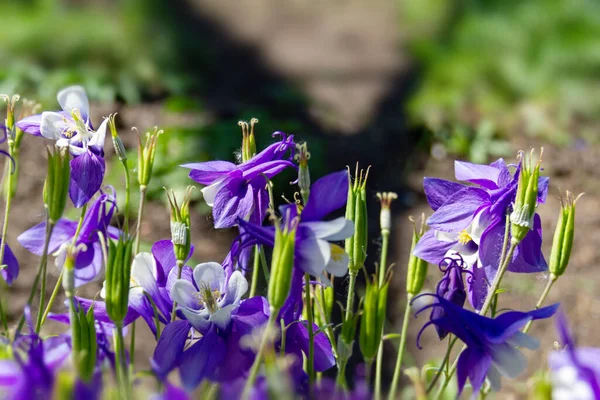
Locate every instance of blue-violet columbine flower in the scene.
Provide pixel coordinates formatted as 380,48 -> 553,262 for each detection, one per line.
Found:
236,170 -> 354,280
18,188 -> 119,287
415,294 -> 558,397
549,312 -> 600,400
414,159 -> 549,310
181,132 -> 296,229
16,86 -> 108,207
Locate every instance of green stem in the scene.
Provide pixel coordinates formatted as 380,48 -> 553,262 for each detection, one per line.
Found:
522,274 -> 557,334
15,217 -> 54,336
38,269 -> 63,329
249,244 -> 261,298
434,242 -> 518,399
0,162 -> 13,334
259,246 -> 270,282
133,186 -> 147,255
345,270 -> 358,321
122,161 -> 131,234
375,230 -> 391,400
388,294 -> 413,400
426,335 -> 457,393
241,307 -> 280,400
114,323 -> 130,399
304,273 -> 315,391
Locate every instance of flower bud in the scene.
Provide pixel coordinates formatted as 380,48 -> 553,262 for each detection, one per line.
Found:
268,215 -> 297,310
108,115 -> 127,162
294,142 -> 311,203
359,276 -> 389,361
137,126 -> 162,188
406,215 -> 429,296
239,118 -> 258,163
165,187 -> 193,262
69,300 -> 97,383
377,192 -> 398,235
549,191 -> 582,278
510,149 -> 543,244
105,235 -> 134,324
431,257 -> 466,339
44,146 -> 71,224
314,284 -> 334,328
345,164 -> 370,273
1,94 -> 20,139
337,313 -> 359,363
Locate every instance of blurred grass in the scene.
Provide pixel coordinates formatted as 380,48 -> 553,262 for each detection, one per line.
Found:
401,0 -> 600,158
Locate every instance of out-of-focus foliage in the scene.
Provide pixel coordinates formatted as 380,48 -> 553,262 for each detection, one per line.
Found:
402,0 -> 600,155
0,0 -> 188,105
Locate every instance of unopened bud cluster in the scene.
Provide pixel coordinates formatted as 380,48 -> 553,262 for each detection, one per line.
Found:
44,146 -> 71,223
239,118 -> 258,163
138,126 -> 162,187
511,149 -> 543,244
105,236 -> 134,324
165,187 -> 193,261
294,142 -> 311,203
549,191 -> 582,278
406,215 -> 429,296
345,164 -> 370,273
359,275 -> 389,361
268,214 -> 297,310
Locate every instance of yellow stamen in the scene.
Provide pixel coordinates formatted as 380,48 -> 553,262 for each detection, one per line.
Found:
457,230 -> 472,245
330,244 -> 345,262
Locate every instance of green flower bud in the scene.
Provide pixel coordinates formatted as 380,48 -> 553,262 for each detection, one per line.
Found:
406,215 -> 429,296
294,142 -> 311,204
549,191 -> 583,278
165,187 -> 193,262
359,276 -> 389,362
239,118 -> 258,163
510,149 -> 543,244
314,284 -> 334,328
107,115 -> 127,162
345,164 -> 370,273
44,146 -> 71,224
337,312 -> 359,363
137,126 -> 162,188
268,215 -> 297,310
105,235 -> 134,324
1,94 -> 20,139
70,301 -> 97,382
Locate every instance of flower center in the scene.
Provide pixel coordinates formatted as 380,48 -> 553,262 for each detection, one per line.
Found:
330,244 -> 345,262
197,283 -> 221,314
457,230 -> 472,245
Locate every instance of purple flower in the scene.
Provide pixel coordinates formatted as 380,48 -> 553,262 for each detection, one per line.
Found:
0,309 -> 71,399
181,132 -> 296,228
549,312 -> 600,399
237,170 -> 353,279
16,86 -> 107,207
0,239 -> 19,285
415,294 -> 558,397
414,159 -> 549,310
430,256 -> 468,339
18,189 -> 119,287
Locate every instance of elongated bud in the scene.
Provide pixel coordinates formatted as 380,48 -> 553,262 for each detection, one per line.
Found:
314,284 -> 334,328
294,142 -> 311,204
239,118 -> 258,163
107,115 -> 127,161
407,215 -> 429,296
165,187 -> 193,262
137,126 -> 162,188
337,312 -> 359,363
359,275 -> 389,361
62,245 -> 77,298
549,191 -> 582,278
377,192 -> 398,235
510,149 -> 543,244
70,300 -> 97,383
345,164 -> 370,273
268,213 -> 297,310
44,146 -> 71,224
1,94 -> 20,139
105,235 -> 134,324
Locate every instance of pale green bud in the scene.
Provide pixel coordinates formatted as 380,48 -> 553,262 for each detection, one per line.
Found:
345,164 -> 370,272
549,191 -> 583,278
44,146 -> 71,224
406,215 -> 429,296
268,214 -> 297,310
105,236 -> 134,324
511,149 -> 543,244
294,142 -> 311,204
239,118 -> 258,163
359,275 -> 389,362
165,187 -> 194,262
137,126 -> 162,187
70,301 -> 97,383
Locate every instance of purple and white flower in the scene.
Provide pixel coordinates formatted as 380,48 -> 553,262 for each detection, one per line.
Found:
16,86 -> 107,207
414,159 -> 549,310
181,132 -> 296,228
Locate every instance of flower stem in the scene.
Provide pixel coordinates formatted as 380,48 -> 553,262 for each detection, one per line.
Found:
241,306 -> 280,400
434,242 -> 518,399
114,322 -> 130,400
304,272 -> 315,391
388,293 -> 413,400
15,217 -> 54,336
249,244 -> 261,298
426,335 -> 457,393
38,269 -> 63,329
522,274 -> 557,334
375,230 -> 391,400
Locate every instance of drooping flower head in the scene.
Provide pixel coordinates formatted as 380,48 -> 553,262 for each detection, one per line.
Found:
18,188 -> 119,287
414,294 -> 558,397
430,256 -> 469,339
16,86 -> 107,207
236,170 -> 354,280
181,131 -> 296,228
414,158 -> 549,310
549,312 -> 600,399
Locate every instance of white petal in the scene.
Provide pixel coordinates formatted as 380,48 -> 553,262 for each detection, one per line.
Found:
491,344 -> 527,379
68,144 -> 86,156
201,179 -> 225,207
210,304 -> 236,329
100,280 -> 107,299
506,331 -> 539,350
40,111 -> 69,140
179,307 -> 210,332
131,252 -> 158,292
467,209 -> 489,245
222,270 -> 248,306
171,280 -> 200,311
193,262 -> 225,292
88,118 -> 108,149
487,365 -> 502,392
303,218 -> 354,241
435,230 -> 457,243
325,244 -> 349,277
57,85 -> 90,118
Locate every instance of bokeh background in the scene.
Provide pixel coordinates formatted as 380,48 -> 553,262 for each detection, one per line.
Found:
1,0 -> 600,398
